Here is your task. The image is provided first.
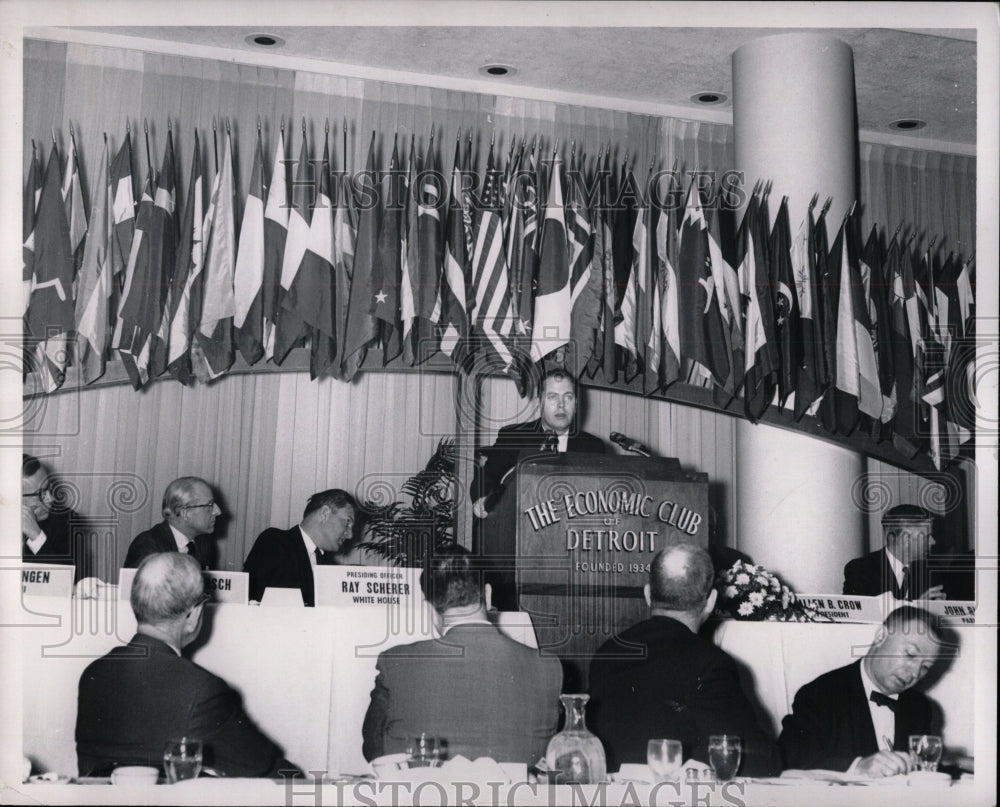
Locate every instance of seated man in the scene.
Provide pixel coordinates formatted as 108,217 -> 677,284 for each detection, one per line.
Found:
123,477 -> 220,570
588,543 -> 780,776
76,553 -> 297,777
843,505 -> 946,600
778,606 -> 943,777
22,454 -> 92,583
243,489 -> 356,607
362,545 -> 562,765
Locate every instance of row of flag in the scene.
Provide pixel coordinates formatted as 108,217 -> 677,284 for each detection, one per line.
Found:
23,122 -> 975,469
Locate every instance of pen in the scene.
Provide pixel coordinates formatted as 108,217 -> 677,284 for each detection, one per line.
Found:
881,735 -> 893,752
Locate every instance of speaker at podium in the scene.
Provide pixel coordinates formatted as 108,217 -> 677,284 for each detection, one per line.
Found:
474,452 -> 709,688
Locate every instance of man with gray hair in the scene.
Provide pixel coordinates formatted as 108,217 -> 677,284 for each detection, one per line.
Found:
75,553 -> 296,777
588,543 -> 780,775
123,477 -> 221,569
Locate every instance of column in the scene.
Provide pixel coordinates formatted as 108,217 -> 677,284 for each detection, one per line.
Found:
731,33 -> 864,592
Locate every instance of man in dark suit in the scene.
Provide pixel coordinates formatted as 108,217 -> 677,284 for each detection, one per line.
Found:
76,552 -> 297,777
588,543 -> 780,776
122,477 -> 220,570
778,606 -> 942,777
362,545 -> 562,765
22,454 -> 92,583
243,489 -> 356,607
843,505 -> 945,600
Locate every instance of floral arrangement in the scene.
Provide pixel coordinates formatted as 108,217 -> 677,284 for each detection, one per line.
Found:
714,560 -> 826,622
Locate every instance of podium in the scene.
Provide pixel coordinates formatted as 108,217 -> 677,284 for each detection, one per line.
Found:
476,453 -> 708,687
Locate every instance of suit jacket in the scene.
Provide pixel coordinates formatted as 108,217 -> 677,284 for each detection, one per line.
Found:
362,623 -> 563,765
75,633 -> 295,777
588,616 -> 780,776
122,520 -> 213,570
843,549 -> 933,599
23,509 -> 89,582
470,419 -> 606,511
777,660 -> 935,772
244,526 -> 327,607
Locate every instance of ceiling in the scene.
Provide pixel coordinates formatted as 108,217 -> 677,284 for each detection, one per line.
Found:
55,26 -> 978,150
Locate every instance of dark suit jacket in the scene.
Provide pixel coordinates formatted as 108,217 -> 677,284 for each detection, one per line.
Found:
122,520 -> 213,570
23,509 -> 90,582
75,633 -> 295,777
843,549 -> 933,599
362,623 -> 563,765
471,419 -> 606,511
244,526 -> 325,607
588,616 -> 780,776
777,660 -> 935,772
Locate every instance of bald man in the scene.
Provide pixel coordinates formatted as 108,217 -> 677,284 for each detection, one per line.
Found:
123,477 -> 221,569
76,553 -> 297,777
588,543 -> 780,776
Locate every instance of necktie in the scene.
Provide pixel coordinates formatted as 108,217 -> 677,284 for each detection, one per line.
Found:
900,565 -> 911,600
870,691 -> 898,712
315,548 -> 324,565
185,541 -> 197,560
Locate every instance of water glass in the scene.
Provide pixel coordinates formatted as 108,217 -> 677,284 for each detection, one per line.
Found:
163,737 -> 202,783
909,734 -> 943,771
708,735 -> 742,782
406,734 -> 444,768
647,739 -> 683,782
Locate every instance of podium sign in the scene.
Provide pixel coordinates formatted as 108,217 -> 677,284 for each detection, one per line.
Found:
314,565 -> 424,609
21,564 -> 74,598
118,568 -> 248,605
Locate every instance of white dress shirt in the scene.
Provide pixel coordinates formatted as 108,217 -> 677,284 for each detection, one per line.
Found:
300,526 -> 321,566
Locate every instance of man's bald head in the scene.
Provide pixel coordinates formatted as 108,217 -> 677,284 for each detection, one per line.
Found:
648,543 -> 716,613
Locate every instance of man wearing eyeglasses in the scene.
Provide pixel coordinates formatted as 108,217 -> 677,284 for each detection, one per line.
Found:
122,477 -> 221,569
22,454 -> 91,583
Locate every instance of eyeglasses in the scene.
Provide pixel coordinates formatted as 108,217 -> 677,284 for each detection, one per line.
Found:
181,501 -> 216,511
24,485 -> 55,499
187,593 -> 212,615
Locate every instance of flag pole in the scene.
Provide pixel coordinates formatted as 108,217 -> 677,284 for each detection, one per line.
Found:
143,119 -> 152,179
212,117 -> 219,173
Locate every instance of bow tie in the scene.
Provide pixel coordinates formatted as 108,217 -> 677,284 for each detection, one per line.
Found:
870,691 -> 898,712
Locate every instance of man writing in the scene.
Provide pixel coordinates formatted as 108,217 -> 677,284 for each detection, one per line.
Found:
778,606 -> 943,776
588,543 -> 780,776
243,489 -> 356,607
362,544 -> 562,765
123,477 -> 221,570
76,553 -> 297,777
843,505 -> 945,600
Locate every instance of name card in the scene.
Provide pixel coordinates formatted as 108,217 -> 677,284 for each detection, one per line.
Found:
119,568 -> 248,605
314,565 -> 424,610
798,594 -> 884,623
924,600 -> 977,625
22,564 -> 74,598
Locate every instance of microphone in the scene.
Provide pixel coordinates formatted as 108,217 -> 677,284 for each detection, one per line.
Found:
610,432 -> 652,458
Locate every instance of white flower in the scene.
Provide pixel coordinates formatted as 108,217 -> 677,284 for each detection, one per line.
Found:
735,573 -> 751,585
737,601 -> 756,616
781,590 -> 791,609
725,586 -> 738,599
748,591 -> 765,607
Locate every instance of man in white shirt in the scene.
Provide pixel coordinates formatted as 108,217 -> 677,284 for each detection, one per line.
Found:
778,606 -> 944,776
123,477 -> 222,569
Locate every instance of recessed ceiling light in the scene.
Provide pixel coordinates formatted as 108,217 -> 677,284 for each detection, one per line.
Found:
246,33 -> 284,48
889,118 -> 927,131
690,91 -> 728,105
479,64 -> 516,78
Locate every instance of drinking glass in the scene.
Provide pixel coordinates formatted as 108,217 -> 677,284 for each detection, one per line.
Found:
406,734 -> 444,768
708,735 -> 742,782
908,734 -> 943,772
163,738 -> 202,783
647,739 -> 683,782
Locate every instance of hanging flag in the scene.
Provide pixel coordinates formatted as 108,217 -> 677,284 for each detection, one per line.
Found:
400,138 -> 419,365
613,202 -> 640,381
885,235 -> 920,456
639,199 -> 660,395
438,138 -> 470,363
611,158 -> 639,318
594,149 -> 617,383
108,130 -> 136,351
332,166 -> 357,376
739,188 -> 778,423
567,152 -> 600,375
791,206 -> 826,420
284,133 -> 337,380
23,141 -> 42,315
74,139 -> 112,384
513,141 -> 540,373
678,178 -> 730,388
371,138 -> 404,364
114,132 -> 176,390
62,128 -> 88,284
707,198 -> 743,398
655,187 -> 681,390
771,198 -> 801,408
191,128 -> 237,382
262,127 -> 288,361
341,132 -> 381,380
470,143 -> 514,368
847,218 -> 882,423
273,129 -> 313,364
233,129 -> 267,365
409,135 -> 444,365
532,151 -> 570,363
165,130 -> 205,385
863,224 -> 895,436
503,142 -> 530,390
25,143 -> 75,392
829,220 -> 860,434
